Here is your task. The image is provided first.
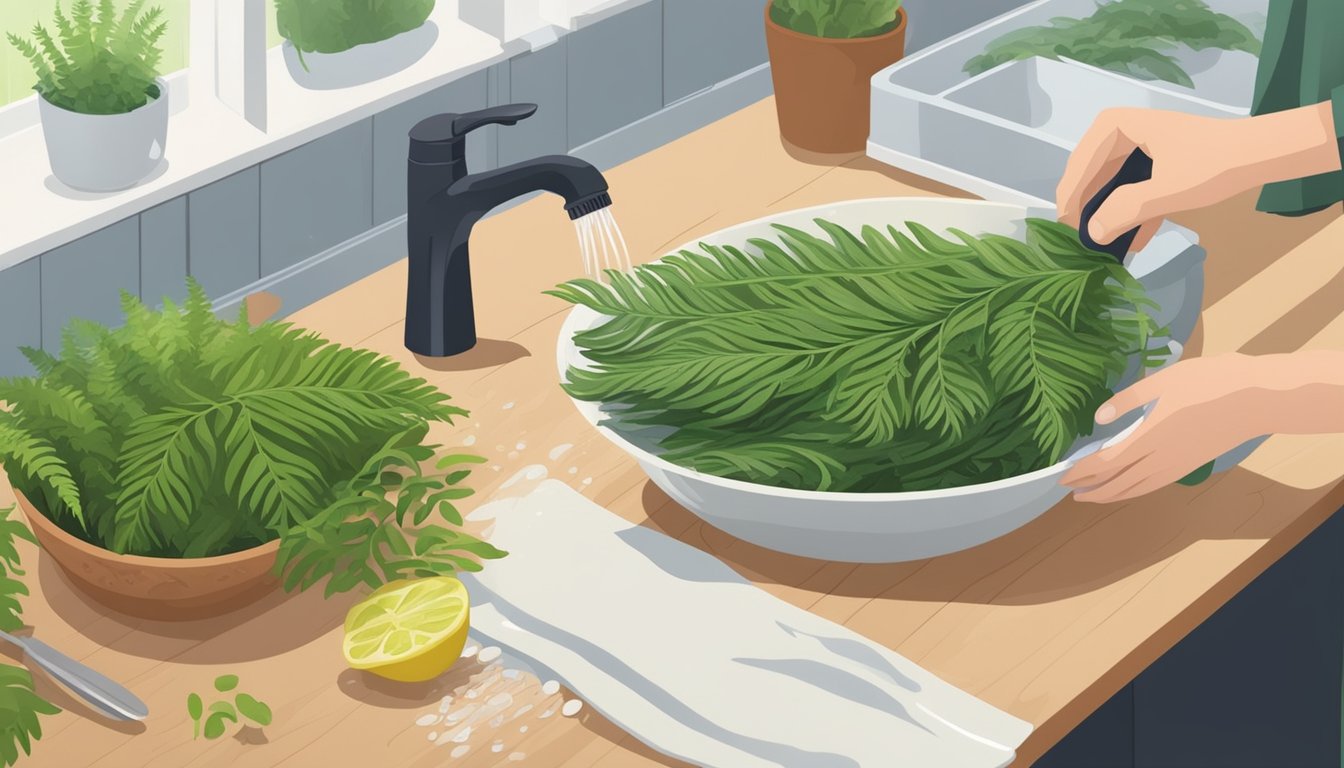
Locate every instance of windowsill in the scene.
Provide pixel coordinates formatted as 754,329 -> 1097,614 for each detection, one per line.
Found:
0,11 -> 510,272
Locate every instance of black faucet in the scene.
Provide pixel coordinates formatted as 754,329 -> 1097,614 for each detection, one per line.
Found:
404,103 -> 612,357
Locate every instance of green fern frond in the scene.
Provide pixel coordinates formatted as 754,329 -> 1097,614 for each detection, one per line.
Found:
554,217 -> 1161,493
3,278 -> 496,593
0,416 -> 84,529
6,0 -> 164,114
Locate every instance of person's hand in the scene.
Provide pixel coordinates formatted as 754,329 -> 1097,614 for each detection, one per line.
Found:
1056,109 -> 1249,253
1057,102 -> 1340,253
1061,354 -> 1276,504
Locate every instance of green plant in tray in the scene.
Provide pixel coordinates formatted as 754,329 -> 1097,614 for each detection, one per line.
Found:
965,0 -> 1261,87
770,0 -> 902,39
0,509 -> 58,767
6,0 -> 167,115
187,674 -> 272,740
0,279 -> 505,597
550,218 -> 1163,494
274,0 -> 435,65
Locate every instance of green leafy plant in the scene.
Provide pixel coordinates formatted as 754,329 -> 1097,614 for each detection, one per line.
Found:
5,0 -> 167,115
0,280 -> 505,596
770,0 -> 902,39
550,218 -> 1163,493
964,0 -> 1261,87
0,508 -> 59,767
275,0 -> 435,66
187,674 -> 272,740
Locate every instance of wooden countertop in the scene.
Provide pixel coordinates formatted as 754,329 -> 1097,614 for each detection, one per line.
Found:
7,97 -> 1344,768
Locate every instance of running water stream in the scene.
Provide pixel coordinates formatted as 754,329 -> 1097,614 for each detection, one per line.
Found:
574,207 -> 632,280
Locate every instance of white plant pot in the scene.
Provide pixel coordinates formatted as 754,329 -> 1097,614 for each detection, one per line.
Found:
282,22 -> 439,91
38,77 -> 168,193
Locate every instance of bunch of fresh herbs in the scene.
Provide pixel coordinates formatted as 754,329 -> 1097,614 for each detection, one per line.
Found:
770,0 -> 902,39
964,0 -> 1261,87
6,0 -> 166,115
0,280 -> 505,597
275,0 -> 435,64
0,508 -> 58,767
551,218 -> 1162,493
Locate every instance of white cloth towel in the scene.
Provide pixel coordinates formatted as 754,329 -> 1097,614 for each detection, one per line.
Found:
461,480 -> 1033,768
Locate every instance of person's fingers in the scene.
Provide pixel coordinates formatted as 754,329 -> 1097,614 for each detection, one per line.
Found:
1072,453 -> 1171,503
1095,373 -> 1167,425
1129,220 -> 1163,254
1057,115 -> 1133,223
1087,181 -> 1183,245
1060,420 -> 1160,487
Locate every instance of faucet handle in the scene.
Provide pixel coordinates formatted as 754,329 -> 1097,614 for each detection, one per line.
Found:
451,104 -> 538,138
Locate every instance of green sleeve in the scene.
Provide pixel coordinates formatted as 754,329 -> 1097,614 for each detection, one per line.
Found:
1251,0 -> 1344,216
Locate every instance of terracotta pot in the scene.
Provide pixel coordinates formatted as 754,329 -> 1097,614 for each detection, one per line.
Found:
17,493 -> 281,621
764,2 -> 907,154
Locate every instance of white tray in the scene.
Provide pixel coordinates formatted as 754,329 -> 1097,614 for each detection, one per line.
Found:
868,0 -> 1268,205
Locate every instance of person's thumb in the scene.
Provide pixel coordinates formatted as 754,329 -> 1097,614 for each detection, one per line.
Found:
1088,182 -> 1169,246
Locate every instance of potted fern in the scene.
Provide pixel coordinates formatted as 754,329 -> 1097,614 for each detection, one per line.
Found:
765,0 -> 907,154
6,1 -> 169,193
0,281 -> 505,620
275,0 -> 439,89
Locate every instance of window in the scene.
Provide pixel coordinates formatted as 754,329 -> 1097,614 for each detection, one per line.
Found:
266,0 -> 283,48
0,0 -> 191,108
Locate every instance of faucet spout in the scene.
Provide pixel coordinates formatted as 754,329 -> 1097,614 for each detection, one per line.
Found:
403,111 -> 612,358
447,155 -> 611,220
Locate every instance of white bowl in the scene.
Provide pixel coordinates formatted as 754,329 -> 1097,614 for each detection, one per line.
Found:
557,198 -> 1212,562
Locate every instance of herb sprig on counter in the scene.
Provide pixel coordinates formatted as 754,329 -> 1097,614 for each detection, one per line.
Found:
964,0 -> 1262,87
551,218 -> 1162,493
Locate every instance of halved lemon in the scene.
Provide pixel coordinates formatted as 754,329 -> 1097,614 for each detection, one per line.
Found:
342,577 -> 471,682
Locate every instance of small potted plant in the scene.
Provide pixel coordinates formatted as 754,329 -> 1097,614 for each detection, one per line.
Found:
6,1 -> 169,193
276,0 -> 439,89
0,280 -> 505,620
765,0 -> 907,154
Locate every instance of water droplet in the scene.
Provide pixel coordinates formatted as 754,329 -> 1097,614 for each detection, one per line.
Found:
492,741 -> 505,752
461,645 -> 479,659
549,444 -> 574,460
503,668 -> 521,680
453,726 -> 472,743
462,435 -> 477,446
562,699 -> 583,717
427,731 -> 438,741
416,713 -> 441,727
540,680 -> 560,695
508,753 -> 526,762
502,402 -> 515,410
478,646 -> 502,664
451,744 -> 471,758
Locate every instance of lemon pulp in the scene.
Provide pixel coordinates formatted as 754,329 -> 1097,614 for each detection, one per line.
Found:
342,577 -> 471,682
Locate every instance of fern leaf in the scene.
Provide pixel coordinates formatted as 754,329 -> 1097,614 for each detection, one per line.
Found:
0,416 -> 84,529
